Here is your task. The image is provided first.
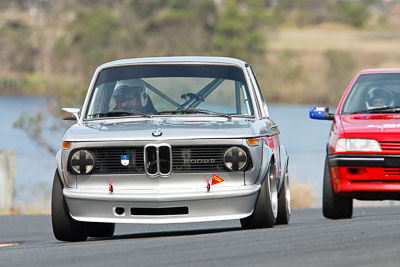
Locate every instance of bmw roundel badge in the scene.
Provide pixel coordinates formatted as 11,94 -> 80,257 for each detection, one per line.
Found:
152,130 -> 162,137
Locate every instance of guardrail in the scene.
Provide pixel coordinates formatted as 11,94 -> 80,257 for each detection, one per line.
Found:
0,150 -> 15,212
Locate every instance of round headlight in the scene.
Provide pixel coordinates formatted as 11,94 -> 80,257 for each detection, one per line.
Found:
70,150 -> 95,174
223,146 -> 248,171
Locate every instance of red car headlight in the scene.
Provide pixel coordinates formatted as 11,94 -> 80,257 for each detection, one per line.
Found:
336,138 -> 381,152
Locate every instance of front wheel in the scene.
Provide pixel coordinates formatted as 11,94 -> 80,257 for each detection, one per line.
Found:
322,157 -> 353,219
51,170 -> 88,241
241,163 -> 278,229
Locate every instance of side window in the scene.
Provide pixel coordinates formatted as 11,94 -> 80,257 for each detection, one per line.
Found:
246,66 -> 267,117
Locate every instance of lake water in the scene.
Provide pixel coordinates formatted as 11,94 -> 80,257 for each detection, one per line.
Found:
0,96 -> 332,210
0,96 -> 64,210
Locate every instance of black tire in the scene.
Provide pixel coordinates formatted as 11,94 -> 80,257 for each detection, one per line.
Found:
51,170 -> 88,241
241,163 -> 278,229
323,157 -> 353,219
276,165 -> 290,225
88,222 -> 115,238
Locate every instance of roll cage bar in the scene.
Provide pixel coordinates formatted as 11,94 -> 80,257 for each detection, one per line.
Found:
142,78 -> 230,110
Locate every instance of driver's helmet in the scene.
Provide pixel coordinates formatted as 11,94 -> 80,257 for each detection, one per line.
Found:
365,87 -> 394,109
112,79 -> 148,108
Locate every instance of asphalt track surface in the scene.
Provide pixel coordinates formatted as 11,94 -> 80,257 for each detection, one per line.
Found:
1,207 -> 400,267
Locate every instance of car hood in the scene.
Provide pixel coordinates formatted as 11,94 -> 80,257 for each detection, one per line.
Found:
340,114 -> 400,138
63,117 -> 274,141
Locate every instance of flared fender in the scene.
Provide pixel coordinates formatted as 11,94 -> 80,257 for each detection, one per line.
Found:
277,145 -> 289,194
255,143 -> 274,185
55,149 -> 66,187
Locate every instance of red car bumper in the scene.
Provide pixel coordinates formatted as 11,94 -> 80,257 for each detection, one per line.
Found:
328,154 -> 400,199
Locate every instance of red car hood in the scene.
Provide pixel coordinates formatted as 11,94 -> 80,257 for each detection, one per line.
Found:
340,114 -> 400,140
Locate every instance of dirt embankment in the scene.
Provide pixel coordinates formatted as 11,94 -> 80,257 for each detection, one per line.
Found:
259,27 -> 400,106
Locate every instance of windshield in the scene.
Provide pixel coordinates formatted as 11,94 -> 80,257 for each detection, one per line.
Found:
85,64 -> 254,119
341,73 -> 400,114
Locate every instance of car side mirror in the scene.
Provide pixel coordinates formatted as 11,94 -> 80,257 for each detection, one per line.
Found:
309,106 -> 334,120
61,108 -> 80,121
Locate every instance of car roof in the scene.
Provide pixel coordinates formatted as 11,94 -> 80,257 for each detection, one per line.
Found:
97,56 -> 249,70
359,68 -> 400,74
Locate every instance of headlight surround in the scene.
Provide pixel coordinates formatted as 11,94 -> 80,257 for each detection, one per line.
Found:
335,138 -> 381,152
70,149 -> 95,174
223,146 -> 248,171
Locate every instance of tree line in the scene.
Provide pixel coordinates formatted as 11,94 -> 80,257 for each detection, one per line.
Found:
0,0 -> 394,105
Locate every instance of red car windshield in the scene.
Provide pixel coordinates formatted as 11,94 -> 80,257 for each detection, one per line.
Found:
341,73 -> 400,114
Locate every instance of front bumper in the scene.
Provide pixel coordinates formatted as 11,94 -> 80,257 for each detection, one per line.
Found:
64,184 -> 260,223
328,154 -> 400,198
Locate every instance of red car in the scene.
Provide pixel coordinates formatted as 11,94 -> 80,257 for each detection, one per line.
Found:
310,69 -> 400,219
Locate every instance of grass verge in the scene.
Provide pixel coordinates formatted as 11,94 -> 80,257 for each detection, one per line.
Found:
290,179 -> 318,209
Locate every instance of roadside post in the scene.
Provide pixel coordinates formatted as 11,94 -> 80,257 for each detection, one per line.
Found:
0,150 -> 15,212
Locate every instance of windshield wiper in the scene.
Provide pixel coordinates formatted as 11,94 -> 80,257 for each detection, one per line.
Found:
159,108 -> 232,118
351,106 -> 400,114
88,110 -> 152,118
